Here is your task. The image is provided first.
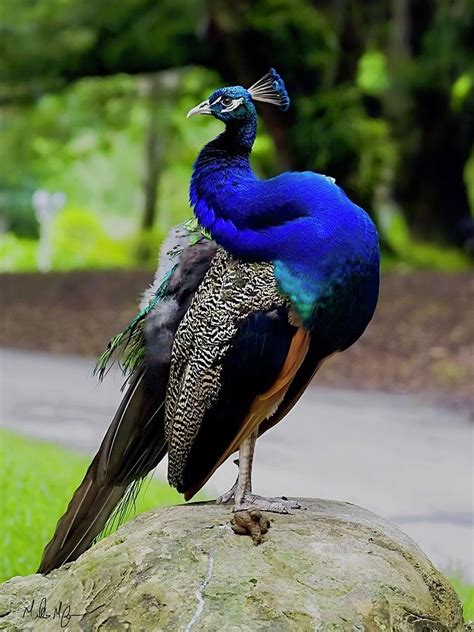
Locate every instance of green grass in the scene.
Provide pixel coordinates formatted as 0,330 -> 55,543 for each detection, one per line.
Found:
0,429 -> 183,582
449,576 -> 474,622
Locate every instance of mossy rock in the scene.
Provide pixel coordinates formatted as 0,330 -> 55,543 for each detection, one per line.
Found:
0,499 -> 466,631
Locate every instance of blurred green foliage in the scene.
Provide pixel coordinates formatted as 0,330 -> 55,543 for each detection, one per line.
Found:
1,70 -> 224,233
0,0 -> 473,271
51,207 -> 130,270
0,234 -> 38,272
0,186 -> 39,237
380,211 -> 471,271
449,575 -> 474,622
0,208 -> 168,271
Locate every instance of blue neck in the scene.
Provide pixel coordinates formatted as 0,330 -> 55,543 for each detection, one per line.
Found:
206,118 -> 257,155
188,113 -> 380,331
189,115 -> 378,265
190,119 -> 256,207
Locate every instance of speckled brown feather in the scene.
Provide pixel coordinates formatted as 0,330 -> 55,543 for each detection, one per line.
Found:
165,247 -> 309,493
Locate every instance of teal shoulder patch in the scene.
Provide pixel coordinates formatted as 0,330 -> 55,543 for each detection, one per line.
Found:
274,260 -> 320,322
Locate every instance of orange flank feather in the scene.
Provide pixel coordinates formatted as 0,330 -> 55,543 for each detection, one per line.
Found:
184,326 -> 310,500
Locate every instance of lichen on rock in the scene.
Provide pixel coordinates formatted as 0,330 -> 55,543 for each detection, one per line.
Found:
0,499 -> 467,631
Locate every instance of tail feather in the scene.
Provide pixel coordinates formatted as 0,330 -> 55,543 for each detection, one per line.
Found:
38,230 -> 218,574
38,462 -> 126,574
38,371 -> 167,574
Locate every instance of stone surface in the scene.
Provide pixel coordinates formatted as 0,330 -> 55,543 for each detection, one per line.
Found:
0,499 -> 467,631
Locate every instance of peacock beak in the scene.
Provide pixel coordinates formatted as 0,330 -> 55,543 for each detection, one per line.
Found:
186,100 -> 212,118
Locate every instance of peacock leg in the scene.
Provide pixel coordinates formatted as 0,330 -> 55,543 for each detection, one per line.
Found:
234,431 -> 256,501
233,430 -> 301,515
216,430 -> 257,505
215,460 -> 242,504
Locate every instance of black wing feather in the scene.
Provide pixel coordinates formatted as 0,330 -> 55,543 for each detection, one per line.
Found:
179,307 -> 297,495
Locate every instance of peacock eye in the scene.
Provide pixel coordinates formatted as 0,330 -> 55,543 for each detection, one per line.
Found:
221,97 -> 233,107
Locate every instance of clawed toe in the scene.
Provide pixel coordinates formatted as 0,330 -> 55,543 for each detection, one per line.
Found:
277,495 -> 302,510
233,493 -> 302,515
216,486 -> 236,504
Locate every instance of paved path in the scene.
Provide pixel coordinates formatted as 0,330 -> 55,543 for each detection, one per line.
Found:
1,348 -> 472,581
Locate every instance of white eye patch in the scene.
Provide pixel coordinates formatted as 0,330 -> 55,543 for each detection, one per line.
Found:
221,97 -> 243,112
210,96 -> 244,113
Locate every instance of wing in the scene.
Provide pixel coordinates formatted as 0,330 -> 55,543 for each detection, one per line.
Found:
38,226 -> 217,574
257,335 -> 327,437
181,322 -> 310,500
164,248 -> 312,500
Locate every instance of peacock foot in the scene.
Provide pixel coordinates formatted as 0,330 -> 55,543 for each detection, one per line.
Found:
233,493 -> 302,514
216,482 -> 237,504
215,460 -> 244,504
231,509 -> 270,545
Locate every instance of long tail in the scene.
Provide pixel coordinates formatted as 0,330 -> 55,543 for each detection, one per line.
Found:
38,229 -> 218,574
38,371 -> 168,574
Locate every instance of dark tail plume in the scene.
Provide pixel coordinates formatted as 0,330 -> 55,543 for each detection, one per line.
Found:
38,232 -> 218,574
38,372 -> 167,574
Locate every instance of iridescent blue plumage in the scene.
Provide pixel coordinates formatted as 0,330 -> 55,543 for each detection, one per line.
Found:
189,71 -> 380,351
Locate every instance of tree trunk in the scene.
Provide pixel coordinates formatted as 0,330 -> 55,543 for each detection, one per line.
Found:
141,74 -> 163,233
385,0 -> 474,252
394,88 -> 474,251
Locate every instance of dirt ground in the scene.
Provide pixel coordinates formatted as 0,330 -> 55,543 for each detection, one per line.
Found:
1,269 -> 473,411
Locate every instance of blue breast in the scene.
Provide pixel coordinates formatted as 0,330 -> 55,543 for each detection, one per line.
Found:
192,163 -> 380,353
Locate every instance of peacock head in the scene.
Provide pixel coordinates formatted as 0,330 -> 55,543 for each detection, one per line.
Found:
187,68 -> 290,125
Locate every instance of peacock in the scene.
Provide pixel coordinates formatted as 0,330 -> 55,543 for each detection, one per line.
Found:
38,69 -> 380,574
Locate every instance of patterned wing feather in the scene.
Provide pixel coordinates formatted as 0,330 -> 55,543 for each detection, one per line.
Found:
165,248 -> 310,496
